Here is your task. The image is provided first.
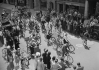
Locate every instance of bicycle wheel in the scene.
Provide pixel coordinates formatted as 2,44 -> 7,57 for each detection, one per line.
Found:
69,45 -> 75,53
2,48 -> 7,60
64,54 -> 74,64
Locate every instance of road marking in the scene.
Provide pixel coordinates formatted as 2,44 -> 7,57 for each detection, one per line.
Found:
76,44 -> 83,48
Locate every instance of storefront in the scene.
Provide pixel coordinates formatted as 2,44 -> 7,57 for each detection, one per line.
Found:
57,1 -> 85,14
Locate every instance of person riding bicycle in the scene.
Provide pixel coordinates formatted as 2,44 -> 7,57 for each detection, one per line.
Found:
62,41 -> 70,57
83,30 -> 90,50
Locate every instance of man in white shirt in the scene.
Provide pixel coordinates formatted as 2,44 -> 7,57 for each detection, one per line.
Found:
77,63 -> 84,70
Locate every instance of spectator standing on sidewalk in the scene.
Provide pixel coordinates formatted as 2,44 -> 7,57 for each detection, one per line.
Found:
51,59 -> 62,70
73,66 -> 77,70
51,56 -> 56,65
58,58 -> 67,70
42,49 -> 48,65
47,52 -> 51,70
36,57 -> 45,70
77,63 -> 84,70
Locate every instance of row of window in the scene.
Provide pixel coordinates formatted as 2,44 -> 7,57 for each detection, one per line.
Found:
3,0 -> 27,6
3,0 -> 15,5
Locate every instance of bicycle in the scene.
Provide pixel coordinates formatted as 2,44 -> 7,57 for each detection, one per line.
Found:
56,40 -> 75,64
64,52 -> 74,64
64,40 -> 75,53
2,47 -> 13,62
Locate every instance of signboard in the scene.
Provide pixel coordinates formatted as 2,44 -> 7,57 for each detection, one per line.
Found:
17,0 -> 26,6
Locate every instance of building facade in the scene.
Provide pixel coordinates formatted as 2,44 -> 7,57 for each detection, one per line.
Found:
2,0 -> 47,10
47,0 -> 99,18
2,0 -> 99,18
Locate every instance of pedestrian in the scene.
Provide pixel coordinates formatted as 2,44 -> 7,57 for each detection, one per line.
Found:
9,61 -> 14,70
9,39 -> 13,50
73,66 -> 77,70
14,37 -> 20,50
42,49 -> 48,65
15,48 -> 20,67
21,58 -> 25,70
76,62 -> 84,70
30,45 -> 34,58
51,56 -> 56,64
51,59 -> 62,70
47,52 -> 51,70
58,58 -> 67,70
36,57 -> 45,70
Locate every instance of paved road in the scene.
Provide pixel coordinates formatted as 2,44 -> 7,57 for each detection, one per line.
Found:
0,7 -> 99,70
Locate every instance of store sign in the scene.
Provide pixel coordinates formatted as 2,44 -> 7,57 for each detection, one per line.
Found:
17,0 -> 26,6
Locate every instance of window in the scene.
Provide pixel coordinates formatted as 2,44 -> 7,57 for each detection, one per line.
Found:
9,0 -> 15,5
40,0 -> 47,8
50,2 -> 54,10
17,0 -> 26,6
33,0 -> 34,8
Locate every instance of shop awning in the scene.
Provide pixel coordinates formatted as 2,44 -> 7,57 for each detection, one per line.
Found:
57,1 -> 85,7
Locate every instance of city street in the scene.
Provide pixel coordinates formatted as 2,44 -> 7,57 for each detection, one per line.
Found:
0,6 -> 99,70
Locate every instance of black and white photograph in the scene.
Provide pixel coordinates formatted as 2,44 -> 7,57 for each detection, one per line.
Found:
0,0 -> 99,70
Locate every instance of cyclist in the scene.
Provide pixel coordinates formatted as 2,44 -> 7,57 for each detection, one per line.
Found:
62,41 -> 70,57
83,30 -> 90,50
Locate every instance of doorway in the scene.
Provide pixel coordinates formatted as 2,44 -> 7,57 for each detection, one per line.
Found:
50,2 -> 54,10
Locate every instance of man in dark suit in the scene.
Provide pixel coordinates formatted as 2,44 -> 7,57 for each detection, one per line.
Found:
42,49 -> 48,65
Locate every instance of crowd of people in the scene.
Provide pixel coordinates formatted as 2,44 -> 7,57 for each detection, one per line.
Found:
0,6 -> 93,70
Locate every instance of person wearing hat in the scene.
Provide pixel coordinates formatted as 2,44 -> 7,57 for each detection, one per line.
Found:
62,41 -> 70,57
7,45 -> 12,62
51,59 -> 62,70
42,48 -> 48,65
